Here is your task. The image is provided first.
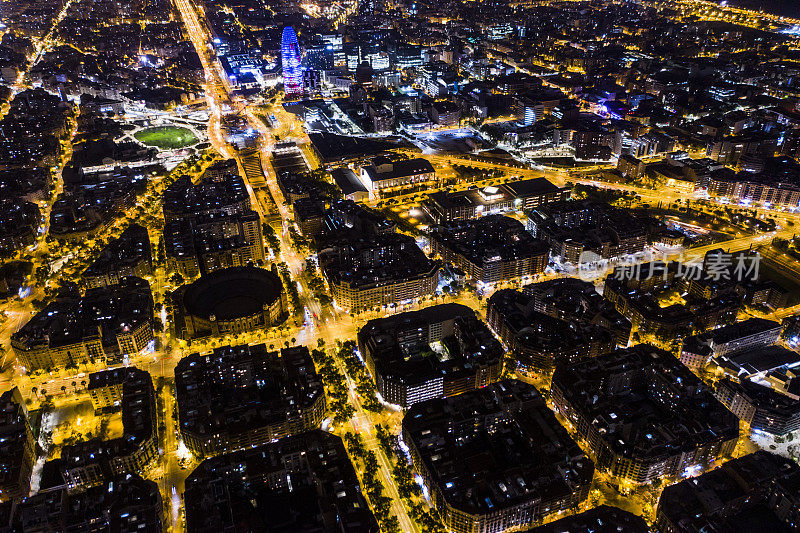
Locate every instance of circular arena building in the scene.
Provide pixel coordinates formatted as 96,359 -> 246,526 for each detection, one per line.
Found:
177,266 -> 287,339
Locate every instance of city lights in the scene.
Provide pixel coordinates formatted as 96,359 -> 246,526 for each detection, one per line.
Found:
0,0 -> 799,530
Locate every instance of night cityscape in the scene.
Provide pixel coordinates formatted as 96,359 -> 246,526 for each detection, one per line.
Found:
1,0 -> 800,530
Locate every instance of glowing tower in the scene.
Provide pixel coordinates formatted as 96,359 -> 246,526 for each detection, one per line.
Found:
281,26 -> 302,98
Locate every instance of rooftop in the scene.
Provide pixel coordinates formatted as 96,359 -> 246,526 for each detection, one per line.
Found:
331,167 -> 368,196
403,379 -> 593,517
12,276 -> 153,352
358,303 -> 503,389
431,214 -> 549,266
179,266 -> 283,321
162,173 -> 249,221
175,344 -> 324,441
552,344 -> 739,461
426,179 -> 564,212
308,132 -> 401,163
522,277 -> 631,340
12,474 -> 162,532
0,388 -> 31,493
362,157 -> 435,182
83,223 -> 151,279
60,367 -> 155,472
707,317 -> 782,346
719,345 -> 800,377
524,505 -> 649,533
487,288 -> 616,370
657,451 -> 800,533
184,430 -> 378,532
319,232 -> 437,290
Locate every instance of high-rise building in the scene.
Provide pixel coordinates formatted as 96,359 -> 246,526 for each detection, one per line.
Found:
281,26 -> 302,97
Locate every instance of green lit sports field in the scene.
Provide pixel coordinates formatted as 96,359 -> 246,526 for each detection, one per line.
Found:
134,126 -> 198,150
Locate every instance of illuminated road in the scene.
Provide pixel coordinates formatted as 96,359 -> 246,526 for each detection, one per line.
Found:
336,356 -> 419,533
671,0 -> 800,28
3,0 -> 789,529
171,0 -> 421,529
142,1 -> 230,522
0,0 -> 74,120
405,151 -> 800,224
173,0 -> 233,159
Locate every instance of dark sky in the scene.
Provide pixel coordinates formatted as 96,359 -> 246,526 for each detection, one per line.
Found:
726,0 -> 799,18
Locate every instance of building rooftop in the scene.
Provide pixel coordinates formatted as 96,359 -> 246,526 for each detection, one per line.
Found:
319,232 -> 437,290
323,199 -> 395,236
60,367 -> 155,475
504,178 -> 563,198
272,143 -> 310,174
175,344 -> 324,442
426,178 -> 564,214
184,430 -> 379,532
83,223 -> 151,280
358,303 -> 503,390
431,214 -> 549,267
331,167 -> 368,196
719,345 -> 800,378
308,132 -> 401,163
718,378 -> 800,420
524,505 -> 650,533
552,344 -> 739,463
11,276 -> 153,354
12,474 -> 162,533
403,379 -> 593,517
0,388 -> 31,498
527,200 -> 650,258
362,157 -> 435,183
162,172 -> 249,221
179,266 -> 283,321
292,197 -> 327,223
707,317 -> 782,346
487,288 -> 616,370
603,271 -> 741,337
163,208 -> 261,269
522,277 -> 631,342
657,451 -> 800,533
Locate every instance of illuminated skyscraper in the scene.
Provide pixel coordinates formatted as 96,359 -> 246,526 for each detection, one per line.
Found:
281,26 -> 302,98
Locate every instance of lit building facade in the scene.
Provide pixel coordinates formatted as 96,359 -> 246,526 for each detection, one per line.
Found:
281,26 -> 303,97
319,233 -> 439,312
0,388 -> 35,502
358,304 -> 504,408
11,277 -> 155,371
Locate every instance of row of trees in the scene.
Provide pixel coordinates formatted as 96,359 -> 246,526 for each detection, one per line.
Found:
30,148 -> 210,312
262,223 -> 281,256
277,262 -> 301,312
300,169 -> 343,201
376,424 -> 446,533
304,259 -> 331,306
451,164 -> 506,183
344,431 -> 401,533
287,225 -> 309,251
309,348 -> 355,424
337,341 -> 382,412
571,183 -> 638,205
